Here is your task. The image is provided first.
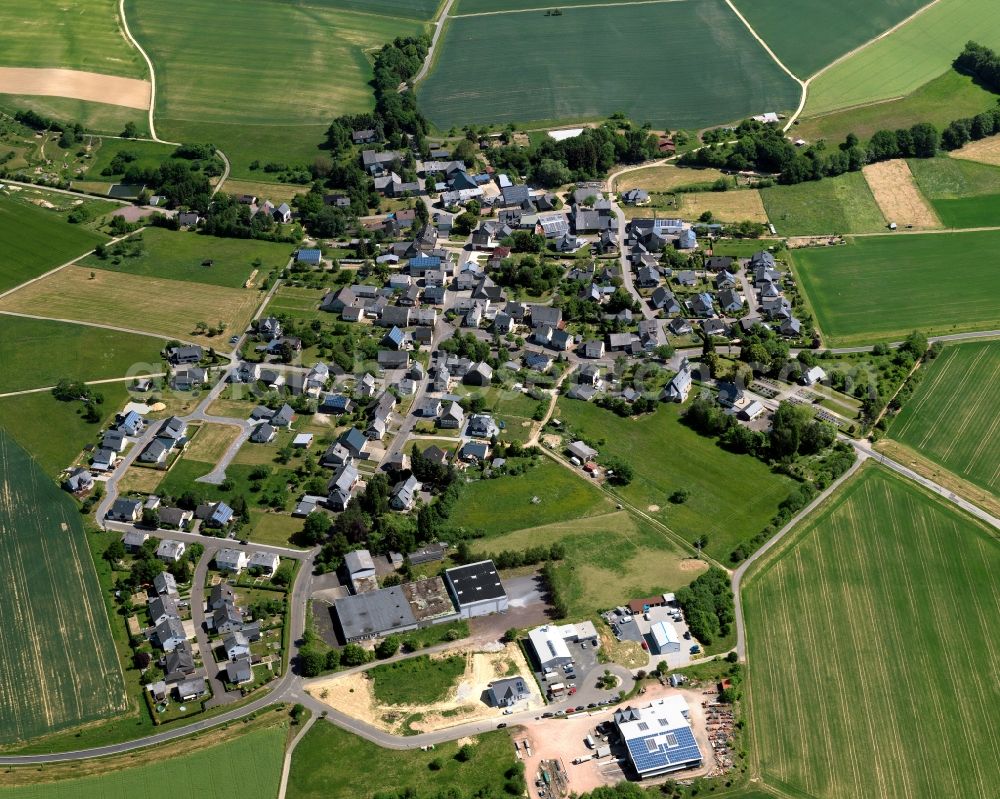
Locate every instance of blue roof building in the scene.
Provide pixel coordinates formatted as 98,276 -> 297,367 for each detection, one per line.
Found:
210,502 -> 234,527
677,229 -> 697,250
409,255 -> 442,270
382,326 -> 405,350
615,698 -> 702,777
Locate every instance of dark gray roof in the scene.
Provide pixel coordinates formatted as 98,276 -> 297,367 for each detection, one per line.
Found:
334,585 -> 417,640
445,560 -> 506,605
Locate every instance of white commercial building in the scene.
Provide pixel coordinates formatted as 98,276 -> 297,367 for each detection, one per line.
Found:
528,621 -> 599,670
615,696 -> 703,777
649,621 -> 680,654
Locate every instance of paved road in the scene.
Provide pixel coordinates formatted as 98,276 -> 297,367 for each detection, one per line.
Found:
0,373 -> 165,400
409,0 -> 455,86
103,520 -> 309,559
609,198 -> 655,321
189,546 -> 238,707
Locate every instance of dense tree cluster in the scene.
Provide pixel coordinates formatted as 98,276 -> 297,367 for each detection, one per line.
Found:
492,256 -> 562,294
675,567 -> 734,646
954,40 -> 1000,93
489,124 -> 659,187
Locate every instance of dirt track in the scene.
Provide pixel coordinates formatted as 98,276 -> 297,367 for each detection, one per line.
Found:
862,159 -> 939,229
0,67 -> 150,109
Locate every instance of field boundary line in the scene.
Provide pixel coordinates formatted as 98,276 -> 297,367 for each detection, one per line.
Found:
451,0 -> 692,18
0,373 -> 166,400
717,0 -> 806,130
0,310 -> 179,345
411,0 -> 456,86
118,0 -> 177,145
276,714 -> 317,799
805,0 -> 944,85
0,229 -> 144,302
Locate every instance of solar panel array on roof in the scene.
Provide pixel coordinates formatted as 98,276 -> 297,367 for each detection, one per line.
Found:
626,726 -> 700,774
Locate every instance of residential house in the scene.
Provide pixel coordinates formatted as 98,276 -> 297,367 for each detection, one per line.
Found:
226,656 -> 254,685
390,475 -> 422,511
327,462 -> 360,511
109,497 -> 143,523
91,448 -> 117,473
463,361 -> 493,386
223,631 -> 251,661
271,404 -> 294,428
467,414 -> 499,439
215,548 -> 248,574
159,507 -> 193,530
251,422 -> 277,444
248,551 -> 280,577
154,618 -> 187,652
718,289 -> 743,314
120,529 -> 148,552
439,402 -> 464,429
166,345 -> 203,365
157,539 -> 186,563
63,467 -> 94,494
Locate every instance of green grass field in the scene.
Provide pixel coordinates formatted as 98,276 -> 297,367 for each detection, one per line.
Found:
744,466 -> 1000,799
796,70 -> 998,146
288,723 -> 516,799
80,227 -> 292,289
369,654 -> 467,706
760,171 -> 886,235
84,139 -> 180,181
455,0 -> 651,11
0,0 -> 144,77
420,1 -> 801,130
330,0 -> 439,17
0,316 -> 164,393
730,0 -> 926,78
126,0 -> 424,177
790,231 -> 1000,345
0,383 -> 130,475
805,0 -> 1000,116
907,156 -> 1000,227
889,342 -> 1000,494
0,195 -> 106,293
0,95 -> 147,138
472,511 -> 706,618
0,724 -> 285,798
0,430 -> 128,744
449,457 -> 614,536
554,401 -> 796,561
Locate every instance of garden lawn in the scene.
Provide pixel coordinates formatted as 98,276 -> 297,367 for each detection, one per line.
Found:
449,457 -> 614,537
471,511 -> 706,619
804,0 -> 1000,116
554,401 -> 796,561
615,165 -> 727,193
0,316 -> 164,393
743,466 -> 1000,799
263,286 -> 327,323
796,70 -> 998,146
369,655 -> 467,706
731,0 -> 926,78
125,0 -> 424,177
0,430 -> 128,745
288,723 -> 516,799
889,341 -> 1000,495
420,1 -> 801,130
790,230 -> 1000,345
907,156 -> 1000,228
760,171 -> 885,235
81,227 -> 292,288
0,0 -> 144,77
0,724 -> 285,797
0,265 -> 261,347
0,195 -> 106,293
0,382 -> 131,474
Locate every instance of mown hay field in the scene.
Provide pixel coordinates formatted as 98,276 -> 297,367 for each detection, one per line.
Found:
907,155 -> 1000,228
790,230 -> 1000,345
554,401 -> 796,561
615,165 -> 728,193
471,511 -> 706,619
0,265 -> 261,347
730,0 -> 926,78
0,316 -> 164,394
0,430 -> 127,744
804,0 -> 1000,116
744,466 -> 1000,799
889,341 -> 1000,495
420,1 -> 801,130
0,724 -> 285,797
678,190 -> 768,224
125,0 -> 425,178
0,0 -> 144,77
80,227 -> 292,289
0,195 -> 106,294
0,94 -> 147,137
861,159 -> 940,229
760,171 -> 886,235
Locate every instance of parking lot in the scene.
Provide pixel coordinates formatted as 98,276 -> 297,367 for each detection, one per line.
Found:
534,637 -> 608,706
604,604 -> 699,670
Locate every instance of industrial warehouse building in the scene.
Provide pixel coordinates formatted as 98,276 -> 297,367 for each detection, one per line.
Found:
615,696 -> 703,778
528,621 -> 599,670
333,577 -> 458,642
444,560 -> 508,618
649,621 -> 680,654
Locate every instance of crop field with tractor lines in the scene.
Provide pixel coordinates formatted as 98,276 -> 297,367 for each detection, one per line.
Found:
0,430 -> 128,744
419,1 -> 801,131
790,230 -> 1000,345
744,466 -> 1000,799
888,341 -> 1000,495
